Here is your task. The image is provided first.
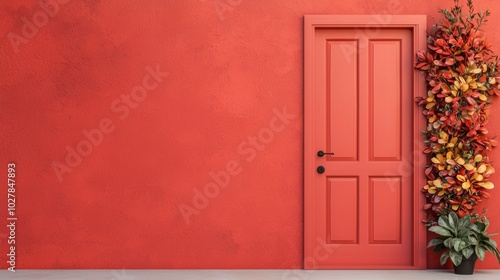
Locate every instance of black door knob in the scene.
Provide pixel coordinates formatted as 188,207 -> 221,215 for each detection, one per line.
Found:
317,150 -> 335,157
317,166 -> 325,174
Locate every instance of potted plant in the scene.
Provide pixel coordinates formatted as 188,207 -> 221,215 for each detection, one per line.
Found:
428,211 -> 500,274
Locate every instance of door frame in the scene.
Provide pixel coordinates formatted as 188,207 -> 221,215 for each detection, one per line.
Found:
304,15 -> 427,269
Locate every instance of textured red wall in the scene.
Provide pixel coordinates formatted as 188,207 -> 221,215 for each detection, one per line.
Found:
0,0 -> 500,269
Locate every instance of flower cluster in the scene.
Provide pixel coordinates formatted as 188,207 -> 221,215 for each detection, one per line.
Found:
415,0 -> 499,219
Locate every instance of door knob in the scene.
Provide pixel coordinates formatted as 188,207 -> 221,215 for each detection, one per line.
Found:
317,150 -> 335,157
317,166 -> 325,174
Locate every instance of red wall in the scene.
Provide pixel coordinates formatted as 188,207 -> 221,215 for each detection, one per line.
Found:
1,0 -> 500,269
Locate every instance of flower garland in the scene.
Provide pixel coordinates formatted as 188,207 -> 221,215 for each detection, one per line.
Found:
415,0 -> 500,220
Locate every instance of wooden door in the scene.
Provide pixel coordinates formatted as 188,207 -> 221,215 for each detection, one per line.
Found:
304,16 -> 427,269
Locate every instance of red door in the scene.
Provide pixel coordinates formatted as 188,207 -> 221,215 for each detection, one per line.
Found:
304,16 -> 427,269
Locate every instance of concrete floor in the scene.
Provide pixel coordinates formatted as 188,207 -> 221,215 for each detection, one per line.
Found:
1,270 -> 500,280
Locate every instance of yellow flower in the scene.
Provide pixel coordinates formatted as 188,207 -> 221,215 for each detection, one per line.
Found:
456,174 -> 471,191
424,178 -> 449,196
425,91 -> 436,109
437,131 -> 458,148
431,153 -> 446,171
455,162 -> 496,192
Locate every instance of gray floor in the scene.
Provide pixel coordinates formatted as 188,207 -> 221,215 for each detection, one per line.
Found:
1,270 -> 500,280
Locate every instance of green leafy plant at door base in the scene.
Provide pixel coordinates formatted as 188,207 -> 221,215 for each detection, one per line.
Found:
427,212 -> 500,266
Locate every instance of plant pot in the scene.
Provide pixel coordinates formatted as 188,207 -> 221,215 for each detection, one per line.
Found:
453,253 -> 478,275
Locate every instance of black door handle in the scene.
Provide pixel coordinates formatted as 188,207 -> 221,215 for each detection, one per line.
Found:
317,150 -> 335,157
317,166 -> 325,174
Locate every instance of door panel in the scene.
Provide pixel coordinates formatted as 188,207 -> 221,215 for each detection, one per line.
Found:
369,176 -> 402,244
327,40 -> 359,161
369,40 -> 402,160
327,177 -> 358,244
305,25 -> 418,269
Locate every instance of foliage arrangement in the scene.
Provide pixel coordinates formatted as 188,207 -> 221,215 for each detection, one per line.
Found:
427,212 -> 500,266
415,0 -> 500,220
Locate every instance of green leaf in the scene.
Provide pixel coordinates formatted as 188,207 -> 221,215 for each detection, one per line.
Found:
487,238 -> 498,248
450,238 -> 462,249
457,215 -> 471,230
428,238 -> 444,248
484,244 -> 498,255
482,217 -> 490,230
439,216 -> 454,232
433,243 -> 447,252
454,240 -> 467,252
449,212 -> 459,231
440,251 -> 450,266
476,246 -> 486,261
468,235 -> 478,246
482,240 -> 500,256
443,237 -> 453,248
429,226 -> 453,237
450,250 -> 463,266
476,222 -> 486,232
469,223 -> 480,233
457,226 -> 468,236
463,247 -> 474,259
489,245 -> 500,264
438,214 -> 450,224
